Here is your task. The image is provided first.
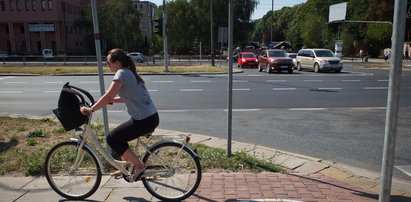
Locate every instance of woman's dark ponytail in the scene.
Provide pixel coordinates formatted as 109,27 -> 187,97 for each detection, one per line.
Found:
108,48 -> 144,83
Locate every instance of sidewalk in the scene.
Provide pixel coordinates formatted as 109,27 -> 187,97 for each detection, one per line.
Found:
1,129 -> 411,202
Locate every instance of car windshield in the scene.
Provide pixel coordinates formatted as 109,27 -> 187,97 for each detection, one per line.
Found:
314,50 -> 335,57
268,51 -> 287,57
243,53 -> 255,58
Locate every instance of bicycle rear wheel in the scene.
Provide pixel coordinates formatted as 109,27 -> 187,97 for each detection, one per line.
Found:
142,141 -> 201,201
45,141 -> 101,200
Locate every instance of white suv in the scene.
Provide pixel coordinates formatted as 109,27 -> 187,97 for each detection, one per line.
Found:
296,49 -> 343,73
127,52 -> 144,63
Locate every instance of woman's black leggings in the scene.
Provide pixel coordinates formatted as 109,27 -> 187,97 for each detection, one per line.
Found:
106,112 -> 159,156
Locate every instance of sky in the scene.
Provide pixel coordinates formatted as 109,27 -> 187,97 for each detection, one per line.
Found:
148,0 -> 308,20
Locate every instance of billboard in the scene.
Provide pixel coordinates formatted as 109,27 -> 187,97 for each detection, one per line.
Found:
329,2 -> 347,23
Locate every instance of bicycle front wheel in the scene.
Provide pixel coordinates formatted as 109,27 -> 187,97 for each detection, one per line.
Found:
142,141 -> 202,201
45,141 -> 101,200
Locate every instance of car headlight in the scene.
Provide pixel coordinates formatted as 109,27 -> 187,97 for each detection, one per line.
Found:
271,59 -> 277,63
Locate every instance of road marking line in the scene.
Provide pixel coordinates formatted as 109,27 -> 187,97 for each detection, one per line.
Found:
107,110 -> 123,113
267,80 -> 287,82
289,108 -> 327,111
191,80 -> 211,83
342,80 -> 361,82
272,88 -> 296,91
0,76 -> 14,80
232,88 -> 250,91
245,74 -> 263,76
318,88 -> 342,90
180,89 -> 203,92
364,87 -> 388,90
148,90 -> 158,92
224,109 -> 261,112
44,91 -> 60,93
3,82 -> 27,84
0,91 -> 23,94
304,80 -> 323,82
233,80 -> 248,82
89,90 -> 100,93
152,81 -> 174,83
158,110 -> 190,112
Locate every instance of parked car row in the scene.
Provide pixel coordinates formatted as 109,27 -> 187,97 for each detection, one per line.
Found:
233,48 -> 343,74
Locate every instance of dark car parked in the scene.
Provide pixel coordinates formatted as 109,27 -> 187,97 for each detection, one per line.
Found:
257,49 -> 294,74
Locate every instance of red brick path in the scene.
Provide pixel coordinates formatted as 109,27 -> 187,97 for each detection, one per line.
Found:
186,173 -> 378,202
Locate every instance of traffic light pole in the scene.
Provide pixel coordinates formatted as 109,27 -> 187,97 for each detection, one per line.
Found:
163,0 -> 169,72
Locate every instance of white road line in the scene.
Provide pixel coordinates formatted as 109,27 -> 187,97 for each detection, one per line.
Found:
318,88 -> 342,90
3,82 -> 27,84
152,81 -> 174,83
191,80 -> 211,83
89,90 -> 101,93
246,74 -> 263,76
148,90 -> 158,92
272,88 -> 296,90
267,80 -> 287,82
179,89 -> 203,92
232,88 -> 250,91
158,110 -> 190,112
78,81 -> 98,84
364,87 -> 388,90
0,91 -> 23,94
44,91 -> 60,93
43,81 -> 63,84
0,76 -> 14,80
107,110 -> 124,113
224,109 -> 261,112
304,80 -> 323,82
289,108 -> 327,111
233,80 -> 248,82
342,80 -> 361,82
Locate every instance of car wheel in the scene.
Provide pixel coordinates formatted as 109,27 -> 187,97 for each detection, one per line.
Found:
288,69 -> 293,74
258,63 -> 262,72
297,63 -> 302,71
314,63 -> 321,73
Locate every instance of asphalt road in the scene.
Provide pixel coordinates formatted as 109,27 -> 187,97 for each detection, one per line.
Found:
1,63 -> 410,181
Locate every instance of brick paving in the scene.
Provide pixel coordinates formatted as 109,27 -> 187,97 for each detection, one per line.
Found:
186,173 -> 378,202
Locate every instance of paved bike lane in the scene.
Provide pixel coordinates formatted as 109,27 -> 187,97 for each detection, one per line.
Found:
1,128 -> 411,201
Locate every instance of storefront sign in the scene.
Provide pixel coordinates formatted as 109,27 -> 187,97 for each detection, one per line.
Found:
29,24 -> 55,32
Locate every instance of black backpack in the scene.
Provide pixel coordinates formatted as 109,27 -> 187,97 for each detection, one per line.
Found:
53,82 -> 95,131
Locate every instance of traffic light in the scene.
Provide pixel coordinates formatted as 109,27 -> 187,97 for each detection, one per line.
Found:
153,18 -> 163,36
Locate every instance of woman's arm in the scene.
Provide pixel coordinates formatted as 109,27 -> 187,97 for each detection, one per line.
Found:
80,80 -> 122,115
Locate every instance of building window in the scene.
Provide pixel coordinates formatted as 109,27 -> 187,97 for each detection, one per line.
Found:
10,0 -> 15,11
41,0 -> 45,10
16,0 -> 21,10
47,0 -> 52,10
0,1 -> 5,11
25,0 -> 30,10
61,1 -> 65,12
20,25 -> 24,33
32,0 -> 36,10
5,26 -> 9,33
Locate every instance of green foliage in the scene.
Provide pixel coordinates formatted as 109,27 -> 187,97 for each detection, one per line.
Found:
20,149 -> 47,176
189,143 -> 283,173
17,127 -> 26,131
52,128 -> 66,134
40,118 -> 52,123
26,139 -> 37,146
27,130 -> 45,138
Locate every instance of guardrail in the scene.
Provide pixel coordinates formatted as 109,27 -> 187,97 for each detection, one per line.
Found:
0,55 -> 228,66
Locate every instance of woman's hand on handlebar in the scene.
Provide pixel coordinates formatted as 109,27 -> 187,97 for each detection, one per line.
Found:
80,106 -> 93,116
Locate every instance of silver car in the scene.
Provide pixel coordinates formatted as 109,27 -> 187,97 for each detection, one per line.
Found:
127,52 -> 145,63
296,49 -> 343,73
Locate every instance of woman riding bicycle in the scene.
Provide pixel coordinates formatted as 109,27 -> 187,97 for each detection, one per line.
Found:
80,48 -> 159,181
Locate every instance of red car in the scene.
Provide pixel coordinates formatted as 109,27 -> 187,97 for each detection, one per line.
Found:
237,52 -> 258,68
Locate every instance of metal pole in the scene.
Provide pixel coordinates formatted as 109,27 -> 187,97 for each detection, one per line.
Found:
227,0 -> 233,157
270,0 -> 274,43
90,0 -> 110,146
210,0 -> 215,66
163,0 -> 169,72
379,0 -> 407,201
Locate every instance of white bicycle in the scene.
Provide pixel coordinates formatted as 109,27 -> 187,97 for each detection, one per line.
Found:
45,84 -> 202,201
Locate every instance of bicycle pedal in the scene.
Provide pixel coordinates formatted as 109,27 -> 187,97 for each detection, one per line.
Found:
114,175 -> 123,180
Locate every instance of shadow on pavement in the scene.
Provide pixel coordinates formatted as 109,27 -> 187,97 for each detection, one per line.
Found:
0,138 -> 18,152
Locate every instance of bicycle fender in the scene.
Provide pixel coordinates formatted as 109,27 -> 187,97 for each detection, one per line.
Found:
149,140 -> 201,159
68,138 -> 105,171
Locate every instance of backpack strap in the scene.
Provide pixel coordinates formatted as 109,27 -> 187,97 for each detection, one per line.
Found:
64,82 -> 95,105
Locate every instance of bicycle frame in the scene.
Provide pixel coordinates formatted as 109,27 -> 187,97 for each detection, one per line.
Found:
69,115 -> 193,179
